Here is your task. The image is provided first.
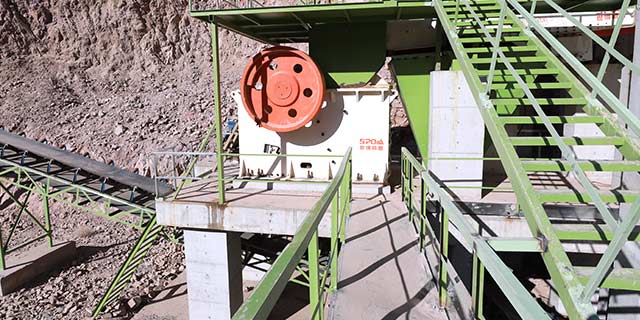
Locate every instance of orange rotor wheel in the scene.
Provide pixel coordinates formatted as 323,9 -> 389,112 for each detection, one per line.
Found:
240,46 -> 326,133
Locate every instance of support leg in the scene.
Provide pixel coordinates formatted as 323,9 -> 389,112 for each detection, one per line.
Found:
419,180 -> 426,251
43,183 -> 53,247
330,192 -> 339,291
308,231 -> 322,320
438,205 -> 449,308
471,251 -> 485,319
210,21 -> 225,204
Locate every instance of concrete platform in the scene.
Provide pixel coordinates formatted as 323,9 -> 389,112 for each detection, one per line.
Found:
330,193 -> 453,320
0,241 -> 77,296
156,179 -> 333,237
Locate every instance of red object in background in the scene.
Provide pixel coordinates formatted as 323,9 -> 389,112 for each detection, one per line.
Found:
240,46 -> 326,133
594,27 -> 635,37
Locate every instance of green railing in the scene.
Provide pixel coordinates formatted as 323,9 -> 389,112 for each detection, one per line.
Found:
232,147 -> 351,320
401,147 -> 550,319
153,151 -> 345,202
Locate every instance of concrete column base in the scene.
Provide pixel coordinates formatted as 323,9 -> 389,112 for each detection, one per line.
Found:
184,230 -> 243,319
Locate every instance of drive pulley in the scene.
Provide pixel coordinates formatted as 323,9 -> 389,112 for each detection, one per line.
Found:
240,46 -> 326,132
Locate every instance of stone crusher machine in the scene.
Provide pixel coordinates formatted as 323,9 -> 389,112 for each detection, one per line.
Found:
235,46 -> 394,185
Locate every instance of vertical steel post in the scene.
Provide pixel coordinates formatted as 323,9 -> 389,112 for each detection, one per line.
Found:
471,251 -> 485,319
453,0 -> 460,27
210,21 -> 226,204
0,182 -> 7,270
485,0 -> 507,93
438,204 -> 449,308
43,181 -> 53,247
339,158 -> 351,243
330,189 -> 339,291
419,179 -> 426,251
529,0 -> 538,15
401,155 -> 406,203
308,231 -> 322,320
0,216 -> 4,270
408,165 -> 414,221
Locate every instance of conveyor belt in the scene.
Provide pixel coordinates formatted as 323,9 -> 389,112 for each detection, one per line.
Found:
0,129 -> 177,316
0,129 -> 171,196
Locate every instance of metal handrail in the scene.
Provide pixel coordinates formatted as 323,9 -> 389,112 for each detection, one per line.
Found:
400,147 -> 550,319
509,0 -> 640,136
152,150 -> 346,200
232,147 -> 352,320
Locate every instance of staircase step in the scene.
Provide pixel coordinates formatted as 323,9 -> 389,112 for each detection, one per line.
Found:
492,98 -> 587,106
460,35 -> 530,43
442,0 -> 528,6
447,12 -> 512,19
554,224 -> 640,242
444,4 -> 504,11
491,82 -> 573,90
538,190 -> 640,203
521,160 -> 640,172
575,267 -> 640,291
455,19 -> 517,27
500,116 -> 604,125
465,45 -> 539,55
459,28 -> 523,36
471,56 -> 548,64
510,136 -> 625,146
476,68 -> 560,76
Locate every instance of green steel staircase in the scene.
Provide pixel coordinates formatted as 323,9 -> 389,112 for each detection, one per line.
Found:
433,0 -> 640,318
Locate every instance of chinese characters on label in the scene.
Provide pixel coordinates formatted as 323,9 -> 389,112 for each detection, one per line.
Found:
359,138 -> 385,151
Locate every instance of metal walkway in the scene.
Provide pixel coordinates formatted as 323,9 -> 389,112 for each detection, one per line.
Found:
330,193 -> 452,320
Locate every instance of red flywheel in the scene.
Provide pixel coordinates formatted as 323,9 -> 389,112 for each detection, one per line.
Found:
240,46 -> 326,133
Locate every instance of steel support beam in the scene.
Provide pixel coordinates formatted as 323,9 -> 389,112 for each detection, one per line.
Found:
211,21 -> 226,204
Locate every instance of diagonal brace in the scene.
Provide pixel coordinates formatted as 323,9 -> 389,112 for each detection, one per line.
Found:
581,198 -> 640,301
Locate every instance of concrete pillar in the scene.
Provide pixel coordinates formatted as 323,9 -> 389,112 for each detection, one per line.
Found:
184,230 -> 243,319
428,71 -> 485,201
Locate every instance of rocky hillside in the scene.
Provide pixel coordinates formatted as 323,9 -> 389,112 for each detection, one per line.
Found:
0,0 -> 265,172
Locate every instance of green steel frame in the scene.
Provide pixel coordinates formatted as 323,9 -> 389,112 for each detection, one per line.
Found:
0,158 -> 157,260
232,148 -> 352,320
0,156 -> 175,318
434,0 -> 640,318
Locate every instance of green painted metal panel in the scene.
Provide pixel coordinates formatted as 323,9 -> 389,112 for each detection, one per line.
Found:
391,55 -> 436,159
309,22 -> 387,87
